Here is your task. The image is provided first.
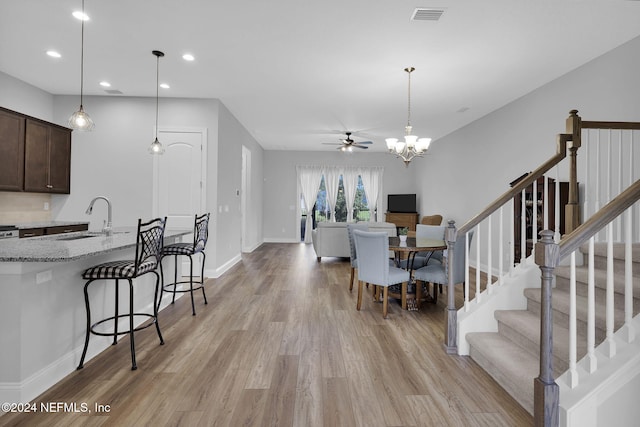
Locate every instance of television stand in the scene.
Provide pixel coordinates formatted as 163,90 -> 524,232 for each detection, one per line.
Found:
385,212 -> 419,232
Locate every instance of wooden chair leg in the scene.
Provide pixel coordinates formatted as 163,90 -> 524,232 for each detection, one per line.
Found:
401,282 -> 407,310
415,280 -> 422,309
356,280 -> 363,311
382,287 -> 389,318
373,284 -> 379,302
349,267 -> 355,292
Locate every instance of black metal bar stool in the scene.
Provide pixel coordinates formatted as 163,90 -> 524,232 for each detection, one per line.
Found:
77,217 -> 167,371
159,213 -> 210,316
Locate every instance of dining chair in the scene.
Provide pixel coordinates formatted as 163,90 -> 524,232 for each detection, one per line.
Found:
399,224 -> 446,270
346,223 -> 368,292
420,214 -> 443,226
353,230 -> 410,318
413,230 -> 474,304
77,217 -> 167,371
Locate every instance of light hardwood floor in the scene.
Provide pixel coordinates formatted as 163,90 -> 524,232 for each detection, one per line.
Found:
1,243 -> 532,426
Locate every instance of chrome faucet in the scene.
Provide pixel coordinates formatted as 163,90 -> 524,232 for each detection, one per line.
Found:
85,196 -> 113,236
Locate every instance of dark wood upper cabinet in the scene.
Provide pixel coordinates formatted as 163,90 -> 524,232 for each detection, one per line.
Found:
24,119 -> 71,194
0,108 -> 26,191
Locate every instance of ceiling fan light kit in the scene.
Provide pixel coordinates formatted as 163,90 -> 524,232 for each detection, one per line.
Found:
322,131 -> 372,152
386,67 -> 431,166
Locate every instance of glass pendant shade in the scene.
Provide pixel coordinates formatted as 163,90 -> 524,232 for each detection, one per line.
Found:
68,105 -> 95,131
148,138 -> 165,154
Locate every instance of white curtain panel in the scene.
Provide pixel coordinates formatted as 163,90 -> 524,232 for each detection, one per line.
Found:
342,167 -> 359,222
297,165 -> 324,243
324,169 -> 339,222
359,167 -> 383,222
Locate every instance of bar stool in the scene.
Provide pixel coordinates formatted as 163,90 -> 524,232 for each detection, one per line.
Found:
77,217 -> 167,371
159,213 -> 210,316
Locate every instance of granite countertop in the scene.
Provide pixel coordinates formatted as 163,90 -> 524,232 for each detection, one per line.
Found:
0,228 -> 191,262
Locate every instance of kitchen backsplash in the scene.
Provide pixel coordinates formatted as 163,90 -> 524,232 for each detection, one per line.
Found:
0,192 -> 52,223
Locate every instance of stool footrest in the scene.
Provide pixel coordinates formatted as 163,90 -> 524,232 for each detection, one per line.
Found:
162,279 -> 205,293
90,313 -> 158,337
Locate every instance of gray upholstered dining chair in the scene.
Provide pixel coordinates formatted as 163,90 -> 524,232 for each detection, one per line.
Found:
346,223 -> 369,292
399,224 -> 446,270
413,230 -> 474,304
353,230 -> 410,318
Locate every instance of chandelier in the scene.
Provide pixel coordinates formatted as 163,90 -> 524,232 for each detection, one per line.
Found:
385,67 -> 431,166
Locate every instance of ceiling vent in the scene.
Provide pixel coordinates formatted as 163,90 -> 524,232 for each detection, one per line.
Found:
104,89 -> 123,95
411,8 -> 445,21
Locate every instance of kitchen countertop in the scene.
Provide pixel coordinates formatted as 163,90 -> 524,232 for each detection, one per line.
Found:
0,228 -> 191,262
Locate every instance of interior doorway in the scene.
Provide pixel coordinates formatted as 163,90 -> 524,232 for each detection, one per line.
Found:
241,145 -> 251,252
152,127 -> 207,273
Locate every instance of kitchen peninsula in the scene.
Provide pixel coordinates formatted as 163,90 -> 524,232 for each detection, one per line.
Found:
0,228 -> 189,405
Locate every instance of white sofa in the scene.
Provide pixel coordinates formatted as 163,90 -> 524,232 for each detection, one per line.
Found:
311,221 -> 397,261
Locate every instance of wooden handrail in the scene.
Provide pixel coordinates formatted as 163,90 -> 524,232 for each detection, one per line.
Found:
458,135 -> 569,235
559,178 -> 640,258
581,120 -> 640,130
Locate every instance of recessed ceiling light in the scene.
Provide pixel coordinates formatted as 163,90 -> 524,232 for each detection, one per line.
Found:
99,81 -> 111,87
160,83 -> 170,89
46,50 -> 61,58
182,53 -> 195,61
72,11 -> 89,21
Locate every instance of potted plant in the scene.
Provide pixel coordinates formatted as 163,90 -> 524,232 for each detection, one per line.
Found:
398,227 -> 409,242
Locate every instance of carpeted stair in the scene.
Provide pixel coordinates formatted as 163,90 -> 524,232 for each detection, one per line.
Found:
466,243 -> 640,414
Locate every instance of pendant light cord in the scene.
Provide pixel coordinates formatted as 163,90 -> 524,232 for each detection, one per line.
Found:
79,0 -> 85,107
155,53 -> 159,139
407,69 -> 411,128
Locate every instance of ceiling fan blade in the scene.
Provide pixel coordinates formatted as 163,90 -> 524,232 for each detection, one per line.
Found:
355,140 -> 373,144
352,145 -> 368,149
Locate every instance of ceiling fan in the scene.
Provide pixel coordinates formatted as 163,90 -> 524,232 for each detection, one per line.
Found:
322,132 -> 373,151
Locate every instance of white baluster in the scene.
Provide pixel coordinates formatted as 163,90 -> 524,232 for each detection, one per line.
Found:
487,215 -> 492,294
464,232 -> 470,310
543,174 -> 549,230
532,178 -> 538,262
617,131 -> 623,240
521,188 -> 526,264
623,207 -> 635,343
604,222 -> 616,358
499,206 -> 504,284
476,225 -> 481,303
568,251 -> 579,387
585,237 -> 597,373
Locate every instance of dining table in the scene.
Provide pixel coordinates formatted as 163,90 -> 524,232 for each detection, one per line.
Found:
388,236 -> 447,310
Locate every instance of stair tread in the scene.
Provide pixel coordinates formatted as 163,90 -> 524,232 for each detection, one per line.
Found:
495,309 -> 587,366
524,287 -> 626,329
467,332 -> 538,413
555,265 -> 640,294
579,242 -> 640,261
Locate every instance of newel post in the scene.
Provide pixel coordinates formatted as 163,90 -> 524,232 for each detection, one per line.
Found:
444,220 -> 458,354
565,109 -> 582,234
534,230 -> 560,427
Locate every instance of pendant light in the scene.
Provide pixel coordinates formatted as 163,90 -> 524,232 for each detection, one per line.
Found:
148,50 -> 165,155
385,67 -> 431,166
68,0 -> 95,131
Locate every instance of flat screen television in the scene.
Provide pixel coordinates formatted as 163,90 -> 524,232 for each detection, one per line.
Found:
387,194 -> 416,213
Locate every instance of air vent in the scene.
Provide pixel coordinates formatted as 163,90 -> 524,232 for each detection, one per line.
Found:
104,89 -> 123,95
411,8 -> 445,21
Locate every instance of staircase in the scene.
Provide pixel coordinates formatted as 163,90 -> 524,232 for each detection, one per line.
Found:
466,243 -> 640,414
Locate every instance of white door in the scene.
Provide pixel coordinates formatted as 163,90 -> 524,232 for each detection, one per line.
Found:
153,128 -> 207,275
241,145 -> 251,252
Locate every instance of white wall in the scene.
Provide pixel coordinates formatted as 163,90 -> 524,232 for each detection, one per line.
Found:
215,103 -> 264,271
414,35 -> 640,230
262,151 -> 421,242
0,72 -> 53,121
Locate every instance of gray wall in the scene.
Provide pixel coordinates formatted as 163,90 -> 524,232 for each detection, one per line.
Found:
414,35 -> 640,228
